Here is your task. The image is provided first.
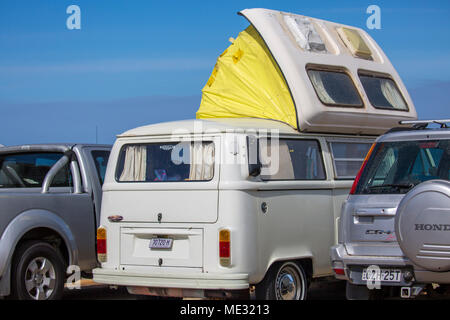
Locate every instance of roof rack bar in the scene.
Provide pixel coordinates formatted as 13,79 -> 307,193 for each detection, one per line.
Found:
400,119 -> 450,129
400,119 -> 450,125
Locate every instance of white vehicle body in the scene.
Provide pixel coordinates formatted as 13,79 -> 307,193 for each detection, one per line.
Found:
93,8 -> 418,299
93,118 -> 374,298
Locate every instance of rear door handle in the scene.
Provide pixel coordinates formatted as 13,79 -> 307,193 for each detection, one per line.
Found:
354,208 -> 396,216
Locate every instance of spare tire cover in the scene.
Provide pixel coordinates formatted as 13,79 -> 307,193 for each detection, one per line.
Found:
395,180 -> 450,272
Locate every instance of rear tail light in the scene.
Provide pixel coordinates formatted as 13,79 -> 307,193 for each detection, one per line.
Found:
219,229 -> 231,267
349,143 -> 376,195
333,268 -> 345,276
332,260 -> 346,277
97,226 -> 107,263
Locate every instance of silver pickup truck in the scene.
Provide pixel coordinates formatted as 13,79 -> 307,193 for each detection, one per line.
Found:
0,143 -> 111,300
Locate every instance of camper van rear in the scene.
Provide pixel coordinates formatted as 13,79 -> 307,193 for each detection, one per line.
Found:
93,8 -> 417,300
93,118 -> 375,299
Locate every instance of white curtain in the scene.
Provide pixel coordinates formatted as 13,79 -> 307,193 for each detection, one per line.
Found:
119,145 -> 147,181
381,79 -> 407,110
309,71 -> 335,104
189,142 -> 215,181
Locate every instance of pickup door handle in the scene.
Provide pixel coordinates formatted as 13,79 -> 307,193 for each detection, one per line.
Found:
354,208 -> 396,216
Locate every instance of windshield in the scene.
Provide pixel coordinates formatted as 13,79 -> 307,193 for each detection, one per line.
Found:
355,139 -> 450,194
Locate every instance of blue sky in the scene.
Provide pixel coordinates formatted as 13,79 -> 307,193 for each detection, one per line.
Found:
1,0 -> 449,145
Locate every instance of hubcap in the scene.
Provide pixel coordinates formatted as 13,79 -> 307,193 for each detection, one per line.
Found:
275,264 -> 303,300
24,257 -> 57,300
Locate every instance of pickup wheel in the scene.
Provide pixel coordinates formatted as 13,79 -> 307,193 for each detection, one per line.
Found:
255,261 -> 307,300
10,241 -> 66,300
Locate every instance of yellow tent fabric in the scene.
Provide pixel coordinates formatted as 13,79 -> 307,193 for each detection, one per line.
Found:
196,25 -> 298,129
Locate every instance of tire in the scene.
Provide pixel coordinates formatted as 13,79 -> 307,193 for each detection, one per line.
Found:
255,261 -> 308,300
10,241 -> 66,300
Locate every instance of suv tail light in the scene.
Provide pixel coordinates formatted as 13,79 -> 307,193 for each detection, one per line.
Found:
219,229 -> 231,267
349,143 -> 376,195
97,226 -> 107,263
333,268 -> 345,276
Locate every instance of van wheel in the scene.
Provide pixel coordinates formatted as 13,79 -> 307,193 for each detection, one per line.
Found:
255,261 -> 307,300
11,241 -> 66,300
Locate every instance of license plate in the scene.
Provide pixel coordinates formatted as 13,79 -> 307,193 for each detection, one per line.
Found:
149,238 -> 173,249
362,268 -> 402,282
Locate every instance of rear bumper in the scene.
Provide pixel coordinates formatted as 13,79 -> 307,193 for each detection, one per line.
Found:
331,244 -> 409,268
92,268 -> 249,291
331,244 -> 450,285
331,244 -> 411,286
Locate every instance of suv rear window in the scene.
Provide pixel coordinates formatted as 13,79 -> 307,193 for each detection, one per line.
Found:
355,139 -> 450,194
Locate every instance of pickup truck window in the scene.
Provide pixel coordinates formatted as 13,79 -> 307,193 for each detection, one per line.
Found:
91,150 -> 110,185
0,153 -> 72,188
355,139 -> 450,194
259,139 -> 326,181
116,142 -> 215,182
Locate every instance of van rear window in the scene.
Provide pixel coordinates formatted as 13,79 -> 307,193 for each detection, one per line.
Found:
354,139 -> 450,194
116,142 -> 214,182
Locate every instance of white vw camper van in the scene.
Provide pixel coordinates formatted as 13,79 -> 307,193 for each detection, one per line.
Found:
93,9 -> 417,300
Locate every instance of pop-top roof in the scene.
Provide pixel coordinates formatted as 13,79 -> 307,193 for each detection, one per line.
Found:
196,8 -> 418,135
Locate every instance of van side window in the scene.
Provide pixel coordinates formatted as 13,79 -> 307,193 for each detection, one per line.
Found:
116,142 -> 214,182
259,139 -> 325,180
0,153 -> 72,188
329,142 -> 372,179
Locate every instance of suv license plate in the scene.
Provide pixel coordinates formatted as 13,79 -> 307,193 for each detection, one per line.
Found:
149,238 -> 173,249
362,268 -> 402,282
